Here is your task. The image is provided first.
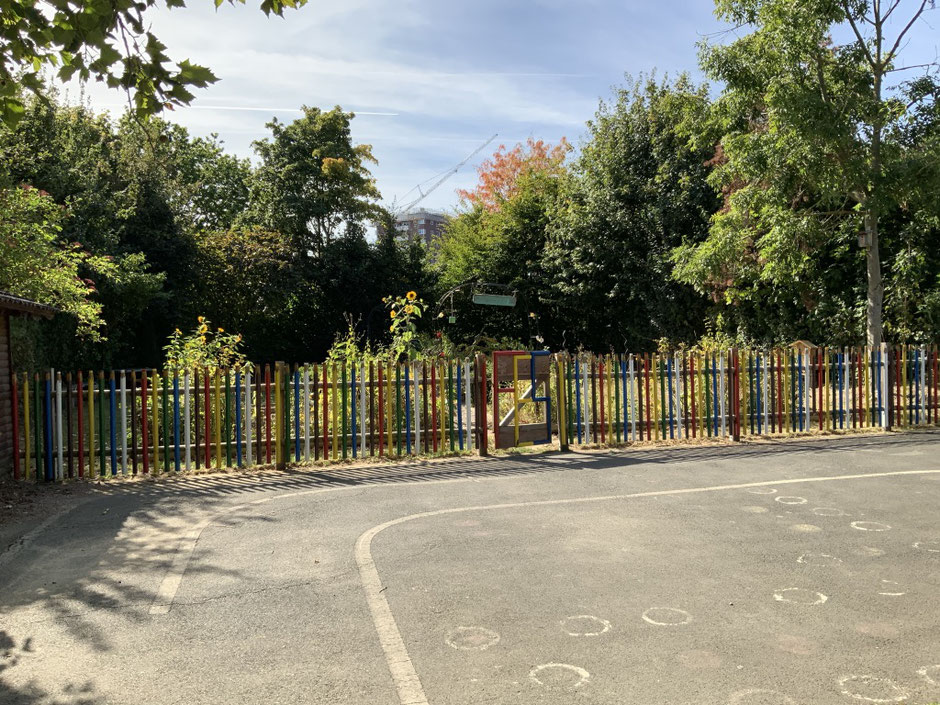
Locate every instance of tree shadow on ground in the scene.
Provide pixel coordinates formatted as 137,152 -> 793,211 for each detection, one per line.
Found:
55,428 -> 939,505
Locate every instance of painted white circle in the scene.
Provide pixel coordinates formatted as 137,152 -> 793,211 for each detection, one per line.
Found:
445,626 -> 500,651
790,523 -> 822,532
813,507 -> 847,517
775,496 -> 808,505
528,663 -> 590,689
877,580 -> 906,597
773,588 -> 828,606
837,674 -> 909,703
560,615 -> 611,637
728,688 -> 797,705
913,540 -> 940,553
746,488 -> 778,495
855,546 -> 886,557
851,521 -> 891,532
642,607 -> 693,626
797,552 -> 842,566
917,664 -> 940,686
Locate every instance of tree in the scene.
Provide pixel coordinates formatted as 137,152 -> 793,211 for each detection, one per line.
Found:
0,0 -> 306,126
436,138 -> 571,345
457,137 -> 570,212
0,185 -> 121,339
437,170 -> 563,345
543,75 -> 718,350
246,107 -> 385,258
677,0 -> 940,345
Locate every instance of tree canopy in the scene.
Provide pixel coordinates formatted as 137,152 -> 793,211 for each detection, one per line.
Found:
0,0 -> 306,126
2,0 -> 939,370
673,0 -> 940,345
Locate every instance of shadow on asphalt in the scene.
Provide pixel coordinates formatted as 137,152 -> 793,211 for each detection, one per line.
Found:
0,429 -> 936,703
45,428 -> 939,504
1,629 -> 100,704
0,505 -> 264,703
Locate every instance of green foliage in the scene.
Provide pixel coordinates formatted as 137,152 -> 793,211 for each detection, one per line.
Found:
163,316 -> 246,372
674,0 -> 940,345
0,185 -> 121,339
246,106 -> 385,257
0,0 -> 306,127
436,166 -> 564,348
386,291 -> 424,361
437,75 -> 719,353
542,75 -> 718,351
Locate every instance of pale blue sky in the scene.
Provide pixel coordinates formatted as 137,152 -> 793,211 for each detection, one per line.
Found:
73,0 -> 938,213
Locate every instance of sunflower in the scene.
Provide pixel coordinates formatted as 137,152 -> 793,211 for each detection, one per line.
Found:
406,291 -> 417,301
389,325 -> 395,332
390,310 -> 397,319
197,316 -> 205,323
404,304 -> 414,314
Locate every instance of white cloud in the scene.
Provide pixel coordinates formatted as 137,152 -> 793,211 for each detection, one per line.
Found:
59,0 -> 729,210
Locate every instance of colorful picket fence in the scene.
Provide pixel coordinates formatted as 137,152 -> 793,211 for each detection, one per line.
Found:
558,344 -> 939,444
9,359 -> 482,481
7,344 -> 939,481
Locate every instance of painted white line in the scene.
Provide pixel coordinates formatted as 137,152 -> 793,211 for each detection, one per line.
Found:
913,540 -> 940,553
877,580 -> 905,597
143,467 -> 939,700
356,471 -> 939,704
813,507 -> 847,516
728,688 -> 796,705
851,521 -> 891,532
641,607 -> 692,626
797,552 -> 841,566
917,664 -> 939,686
149,515 -> 222,615
561,615 -> 611,637
837,674 -> 909,703
528,663 -> 590,689
445,626 -> 499,650
149,466 -> 560,615
149,488 -> 352,614
773,588 -> 828,605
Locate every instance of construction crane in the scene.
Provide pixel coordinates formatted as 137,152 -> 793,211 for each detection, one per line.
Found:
392,133 -> 498,215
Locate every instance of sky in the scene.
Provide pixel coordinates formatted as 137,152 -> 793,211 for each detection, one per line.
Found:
71,0 -> 939,214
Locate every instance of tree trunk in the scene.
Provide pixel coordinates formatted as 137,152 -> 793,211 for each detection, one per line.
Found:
865,212 -> 883,346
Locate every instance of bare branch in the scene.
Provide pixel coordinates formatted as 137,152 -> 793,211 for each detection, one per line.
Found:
886,61 -> 940,73
885,0 -> 930,66
882,0 -> 904,23
814,51 -> 832,105
840,0 -> 877,68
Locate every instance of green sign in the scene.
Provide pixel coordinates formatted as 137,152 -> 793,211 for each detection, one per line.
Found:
472,293 -> 517,307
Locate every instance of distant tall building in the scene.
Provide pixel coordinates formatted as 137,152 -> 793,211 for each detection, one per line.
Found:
379,209 -> 449,245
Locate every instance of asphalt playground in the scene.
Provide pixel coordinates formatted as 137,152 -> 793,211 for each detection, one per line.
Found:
1,431 -> 939,705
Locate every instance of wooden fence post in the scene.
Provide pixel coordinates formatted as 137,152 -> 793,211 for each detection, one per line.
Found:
474,353 -> 488,456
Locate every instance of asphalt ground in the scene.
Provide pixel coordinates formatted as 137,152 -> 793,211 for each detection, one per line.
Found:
1,431 -> 938,705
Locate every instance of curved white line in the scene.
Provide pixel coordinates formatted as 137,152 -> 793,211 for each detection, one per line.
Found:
149,462 -> 557,614
355,469 -> 939,705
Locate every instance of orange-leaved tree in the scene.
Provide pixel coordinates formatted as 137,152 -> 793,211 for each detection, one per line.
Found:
457,137 -> 570,212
